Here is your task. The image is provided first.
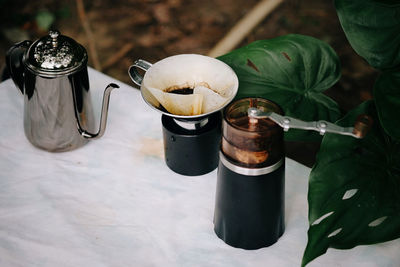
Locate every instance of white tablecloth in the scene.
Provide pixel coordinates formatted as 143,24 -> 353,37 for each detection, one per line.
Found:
0,68 -> 399,267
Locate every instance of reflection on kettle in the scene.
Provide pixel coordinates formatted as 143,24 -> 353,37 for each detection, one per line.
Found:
6,30 -> 119,152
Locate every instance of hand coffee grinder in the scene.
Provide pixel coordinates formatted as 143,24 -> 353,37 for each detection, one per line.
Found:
214,97 -> 372,249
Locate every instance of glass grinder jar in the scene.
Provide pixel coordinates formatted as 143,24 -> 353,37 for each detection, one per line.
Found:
214,97 -> 285,249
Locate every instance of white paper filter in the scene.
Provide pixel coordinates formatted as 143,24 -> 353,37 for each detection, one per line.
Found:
141,54 -> 238,116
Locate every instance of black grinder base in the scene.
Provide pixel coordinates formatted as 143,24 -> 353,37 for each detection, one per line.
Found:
161,112 -> 221,176
214,154 -> 285,249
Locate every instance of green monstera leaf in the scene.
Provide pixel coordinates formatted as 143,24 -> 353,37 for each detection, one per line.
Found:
374,71 -> 400,140
335,0 -> 400,70
218,34 -> 341,141
335,0 -> 400,140
302,101 -> 400,266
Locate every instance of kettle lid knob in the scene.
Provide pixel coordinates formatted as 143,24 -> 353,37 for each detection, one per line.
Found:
49,30 -> 60,48
25,29 -> 87,73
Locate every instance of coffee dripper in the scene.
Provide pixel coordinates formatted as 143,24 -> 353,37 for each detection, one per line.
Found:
129,54 -> 238,176
214,97 -> 372,249
6,30 -> 119,152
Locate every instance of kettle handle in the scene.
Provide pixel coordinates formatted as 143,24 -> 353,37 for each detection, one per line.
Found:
74,83 -> 119,140
128,59 -> 152,87
5,40 -> 32,94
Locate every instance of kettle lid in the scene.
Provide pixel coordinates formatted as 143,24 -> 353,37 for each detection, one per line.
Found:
25,30 -> 87,75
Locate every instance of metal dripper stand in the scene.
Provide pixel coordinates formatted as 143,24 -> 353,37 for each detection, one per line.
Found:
162,112 -> 222,176
128,55 -> 239,176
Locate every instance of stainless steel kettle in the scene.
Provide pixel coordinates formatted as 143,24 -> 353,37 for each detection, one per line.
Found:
6,30 -> 118,152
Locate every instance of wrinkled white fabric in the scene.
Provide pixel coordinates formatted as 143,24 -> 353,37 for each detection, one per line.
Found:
0,68 -> 398,267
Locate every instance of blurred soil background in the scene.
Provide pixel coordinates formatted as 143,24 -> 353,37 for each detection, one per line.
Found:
0,0 -> 377,167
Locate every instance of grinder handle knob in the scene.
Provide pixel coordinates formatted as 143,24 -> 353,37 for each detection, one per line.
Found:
352,114 -> 373,139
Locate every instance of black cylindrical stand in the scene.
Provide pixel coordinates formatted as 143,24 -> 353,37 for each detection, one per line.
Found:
214,153 -> 285,249
161,112 -> 221,176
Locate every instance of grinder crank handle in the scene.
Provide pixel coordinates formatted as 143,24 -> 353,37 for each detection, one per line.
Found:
247,107 -> 373,139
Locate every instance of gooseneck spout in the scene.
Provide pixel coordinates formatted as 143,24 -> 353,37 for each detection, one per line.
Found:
77,83 -> 119,139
